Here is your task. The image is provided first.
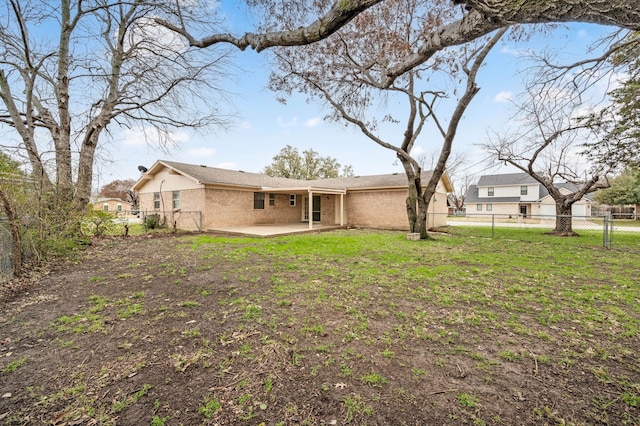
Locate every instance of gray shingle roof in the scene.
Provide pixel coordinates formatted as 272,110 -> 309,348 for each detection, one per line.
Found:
147,160 -> 436,191
477,173 -> 538,186
159,160 -> 305,188
305,172 -> 434,190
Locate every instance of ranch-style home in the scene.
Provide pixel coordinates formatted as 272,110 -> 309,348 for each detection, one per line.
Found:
131,160 -> 453,232
91,197 -> 131,213
465,172 -> 593,219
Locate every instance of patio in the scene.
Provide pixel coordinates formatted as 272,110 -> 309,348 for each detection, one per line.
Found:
208,223 -> 346,237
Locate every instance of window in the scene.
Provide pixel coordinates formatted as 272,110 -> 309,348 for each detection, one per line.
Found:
117,203 -> 122,212
477,203 -> 482,211
254,192 -> 265,209
269,193 -> 275,207
520,185 -> 528,195
154,192 -> 160,209
103,204 -> 109,212
289,194 -> 296,207
172,191 -> 180,209
486,203 -> 492,211
487,187 -> 494,196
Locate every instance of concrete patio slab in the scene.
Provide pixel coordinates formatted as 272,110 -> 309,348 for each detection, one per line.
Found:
208,223 -> 345,237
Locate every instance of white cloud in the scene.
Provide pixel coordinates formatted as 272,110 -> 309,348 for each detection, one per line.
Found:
412,145 -> 426,156
304,117 -> 322,127
277,116 -> 298,128
186,147 -> 216,157
501,45 -> 524,57
122,127 -> 189,147
494,91 -> 513,103
216,162 -> 237,170
122,128 -> 147,147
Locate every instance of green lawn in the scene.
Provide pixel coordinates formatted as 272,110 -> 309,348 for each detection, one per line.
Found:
3,228 -> 639,425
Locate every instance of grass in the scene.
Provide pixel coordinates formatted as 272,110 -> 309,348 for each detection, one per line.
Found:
6,228 -> 640,424
2,356 -> 27,373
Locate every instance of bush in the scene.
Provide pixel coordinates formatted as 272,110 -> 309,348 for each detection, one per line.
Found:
144,214 -> 161,230
83,209 -> 118,237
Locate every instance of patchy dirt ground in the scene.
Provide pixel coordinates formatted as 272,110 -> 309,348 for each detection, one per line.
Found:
0,232 -> 638,425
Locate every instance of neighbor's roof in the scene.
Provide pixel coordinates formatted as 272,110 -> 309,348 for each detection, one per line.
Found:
477,172 -> 539,187
133,160 -> 453,192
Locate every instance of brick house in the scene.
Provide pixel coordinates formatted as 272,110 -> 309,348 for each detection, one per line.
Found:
131,160 -> 453,231
92,198 -> 130,213
465,172 -> 593,219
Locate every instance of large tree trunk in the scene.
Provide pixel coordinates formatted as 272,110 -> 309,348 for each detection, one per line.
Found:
405,184 -> 418,233
553,202 -> 577,236
416,196 -> 429,239
74,129 -> 102,212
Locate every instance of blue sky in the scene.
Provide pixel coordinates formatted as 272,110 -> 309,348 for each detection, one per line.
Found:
97,3 -> 620,188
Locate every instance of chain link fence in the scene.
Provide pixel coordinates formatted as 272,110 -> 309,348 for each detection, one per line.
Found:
0,220 -> 13,284
438,213 -> 640,251
102,210 -> 203,235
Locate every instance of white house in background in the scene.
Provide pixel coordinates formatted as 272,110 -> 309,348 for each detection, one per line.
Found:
465,173 -> 593,219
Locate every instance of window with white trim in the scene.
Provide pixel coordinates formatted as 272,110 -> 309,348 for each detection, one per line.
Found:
172,191 -> 180,209
521,185 -> 528,195
289,194 -> 296,206
477,203 -> 482,211
486,203 -> 492,211
269,193 -> 275,206
487,187 -> 494,196
153,192 -> 160,209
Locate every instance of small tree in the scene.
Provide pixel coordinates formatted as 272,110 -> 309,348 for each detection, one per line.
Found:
263,145 -> 354,179
594,168 -> 640,208
99,179 -> 139,209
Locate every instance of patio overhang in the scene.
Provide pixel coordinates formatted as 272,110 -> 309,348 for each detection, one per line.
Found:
260,186 -> 347,230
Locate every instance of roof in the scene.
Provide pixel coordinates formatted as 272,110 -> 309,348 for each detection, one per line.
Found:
468,174 -> 595,204
464,185 -> 522,203
477,173 -> 539,187
133,160 -> 453,193
92,197 -> 128,203
147,160 -> 306,189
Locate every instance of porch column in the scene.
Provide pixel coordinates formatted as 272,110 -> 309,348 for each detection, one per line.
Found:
308,190 -> 313,230
340,193 -> 344,226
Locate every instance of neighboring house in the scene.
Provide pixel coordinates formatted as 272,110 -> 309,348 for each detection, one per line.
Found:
131,160 -> 453,232
465,173 -> 593,219
92,197 -> 132,214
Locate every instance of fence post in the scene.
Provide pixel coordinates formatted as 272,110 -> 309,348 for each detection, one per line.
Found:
603,213 -> 613,249
491,214 -> 495,238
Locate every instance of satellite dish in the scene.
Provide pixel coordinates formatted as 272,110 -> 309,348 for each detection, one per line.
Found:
138,165 -> 148,173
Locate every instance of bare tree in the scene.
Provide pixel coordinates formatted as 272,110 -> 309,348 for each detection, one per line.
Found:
449,172 -> 475,213
483,77 -> 611,235
0,0 -> 232,216
158,0 -> 640,88
269,0 -> 506,239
